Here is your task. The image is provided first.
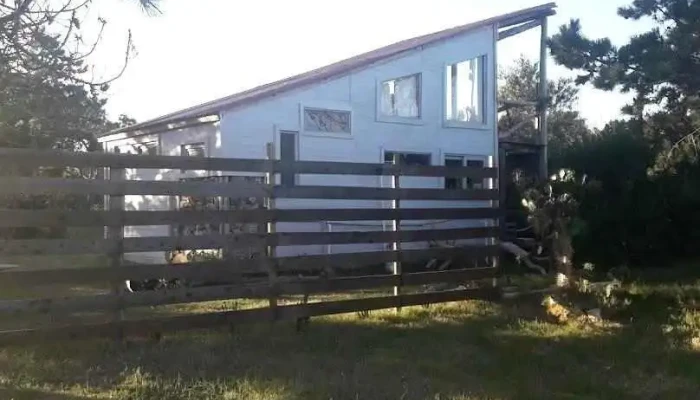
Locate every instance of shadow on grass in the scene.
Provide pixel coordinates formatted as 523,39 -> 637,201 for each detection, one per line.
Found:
0,387 -> 94,400
0,302 -> 698,400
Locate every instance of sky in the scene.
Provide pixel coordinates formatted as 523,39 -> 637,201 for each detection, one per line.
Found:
85,0 -> 654,129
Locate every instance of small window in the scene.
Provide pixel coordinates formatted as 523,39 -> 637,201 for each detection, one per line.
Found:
181,143 -> 206,172
181,143 -> 206,158
444,156 -> 464,189
444,156 -> 485,189
446,56 -> 485,124
303,108 -> 351,133
384,151 -> 430,166
136,141 -> 158,156
380,74 -> 421,118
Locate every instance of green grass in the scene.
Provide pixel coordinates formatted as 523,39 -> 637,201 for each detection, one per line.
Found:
0,296 -> 698,399
0,259 -> 699,399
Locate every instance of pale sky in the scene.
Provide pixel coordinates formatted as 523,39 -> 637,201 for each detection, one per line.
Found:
85,0 -> 653,129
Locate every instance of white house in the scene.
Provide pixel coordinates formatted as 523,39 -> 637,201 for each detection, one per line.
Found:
98,3 -> 556,264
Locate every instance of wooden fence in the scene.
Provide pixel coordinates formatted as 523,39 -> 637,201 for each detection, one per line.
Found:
0,148 -> 501,344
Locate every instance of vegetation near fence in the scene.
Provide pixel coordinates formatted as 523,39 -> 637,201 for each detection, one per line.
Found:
0,148 -> 500,344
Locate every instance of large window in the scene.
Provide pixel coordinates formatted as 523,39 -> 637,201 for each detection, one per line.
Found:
444,155 -> 485,189
380,74 -> 421,119
445,56 -> 485,125
303,108 -> 351,133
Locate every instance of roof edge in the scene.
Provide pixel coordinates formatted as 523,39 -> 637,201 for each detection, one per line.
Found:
111,2 -> 556,137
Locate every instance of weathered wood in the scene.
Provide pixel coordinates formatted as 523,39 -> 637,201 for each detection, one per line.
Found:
0,268 -> 498,315
0,149 -> 497,178
0,148 -> 271,172
107,164 -> 126,331
275,186 -> 498,200
0,207 -> 500,228
291,160 -> 498,178
498,19 -> 542,40
0,245 -> 499,285
0,287 -> 499,345
0,177 -> 269,197
0,227 -> 499,256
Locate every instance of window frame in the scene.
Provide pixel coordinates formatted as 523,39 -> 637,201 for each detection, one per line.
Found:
302,107 -> 352,135
442,154 -> 488,190
376,73 -> 424,126
299,102 -> 353,140
443,55 -> 489,130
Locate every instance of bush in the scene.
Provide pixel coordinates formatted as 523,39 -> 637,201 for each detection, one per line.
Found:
550,121 -> 700,268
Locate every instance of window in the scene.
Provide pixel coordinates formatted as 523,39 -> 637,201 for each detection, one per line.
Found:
136,141 -> 158,155
445,56 -> 485,124
181,143 -> 205,157
383,151 -> 430,166
444,155 -> 485,189
280,131 -> 297,187
303,108 -> 351,133
180,143 -> 206,172
380,74 -> 421,118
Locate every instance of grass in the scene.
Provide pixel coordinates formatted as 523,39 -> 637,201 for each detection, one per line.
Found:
0,295 -> 699,399
0,256 -> 699,399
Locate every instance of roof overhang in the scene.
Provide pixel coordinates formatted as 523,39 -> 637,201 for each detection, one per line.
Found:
97,114 -> 219,143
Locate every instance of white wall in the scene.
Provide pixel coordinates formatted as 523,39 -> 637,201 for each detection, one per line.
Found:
101,121 -> 221,263
219,25 -> 498,257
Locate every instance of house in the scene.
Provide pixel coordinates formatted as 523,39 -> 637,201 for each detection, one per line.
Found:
97,3 -> 556,264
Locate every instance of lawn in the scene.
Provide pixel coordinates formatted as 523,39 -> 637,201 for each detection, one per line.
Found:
0,272 -> 699,400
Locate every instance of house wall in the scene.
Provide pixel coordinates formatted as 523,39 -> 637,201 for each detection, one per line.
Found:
218,25 -> 498,257
100,121 -> 221,264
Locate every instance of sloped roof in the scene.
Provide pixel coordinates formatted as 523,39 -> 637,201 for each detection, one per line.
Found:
110,3 -> 556,136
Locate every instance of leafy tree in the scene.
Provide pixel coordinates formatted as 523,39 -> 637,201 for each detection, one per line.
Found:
0,0 -> 159,240
498,56 -> 590,158
549,0 -> 700,168
0,0 -> 159,150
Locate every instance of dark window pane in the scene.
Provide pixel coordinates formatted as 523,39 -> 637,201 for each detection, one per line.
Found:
466,159 -> 485,189
384,152 -> 430,166
280,132 -> 296,187
445,157 -> 464,189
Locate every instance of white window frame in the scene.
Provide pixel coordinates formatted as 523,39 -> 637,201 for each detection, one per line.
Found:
443,55 -> 489,130
299,102 -> 353,140
376,73 -> 424,126
443,154 -> 488,190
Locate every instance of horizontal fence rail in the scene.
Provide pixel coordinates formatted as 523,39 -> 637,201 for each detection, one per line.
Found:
0,245 -> 500,286
0,208 -> 500,228
0,148 -> 497,178
0,227 -> 498,256
0,147 -> 501,343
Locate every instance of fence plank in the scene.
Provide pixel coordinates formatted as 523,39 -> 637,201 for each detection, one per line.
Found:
0,287 -> 499,345
0,268 -> 497,315
0,227 -> 497,256
0,148 -> 270,172
0,177 -> 269,197
291,160 -> 498,178
0,207 -> 500,228
0,245 -> 498,285
275,186 -> 498,200
0,149 -> 497,178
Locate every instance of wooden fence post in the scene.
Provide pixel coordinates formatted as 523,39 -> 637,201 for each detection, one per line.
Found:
391,171 -> 402,313
264,142 -> 278,319
106,163 -> 125,339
